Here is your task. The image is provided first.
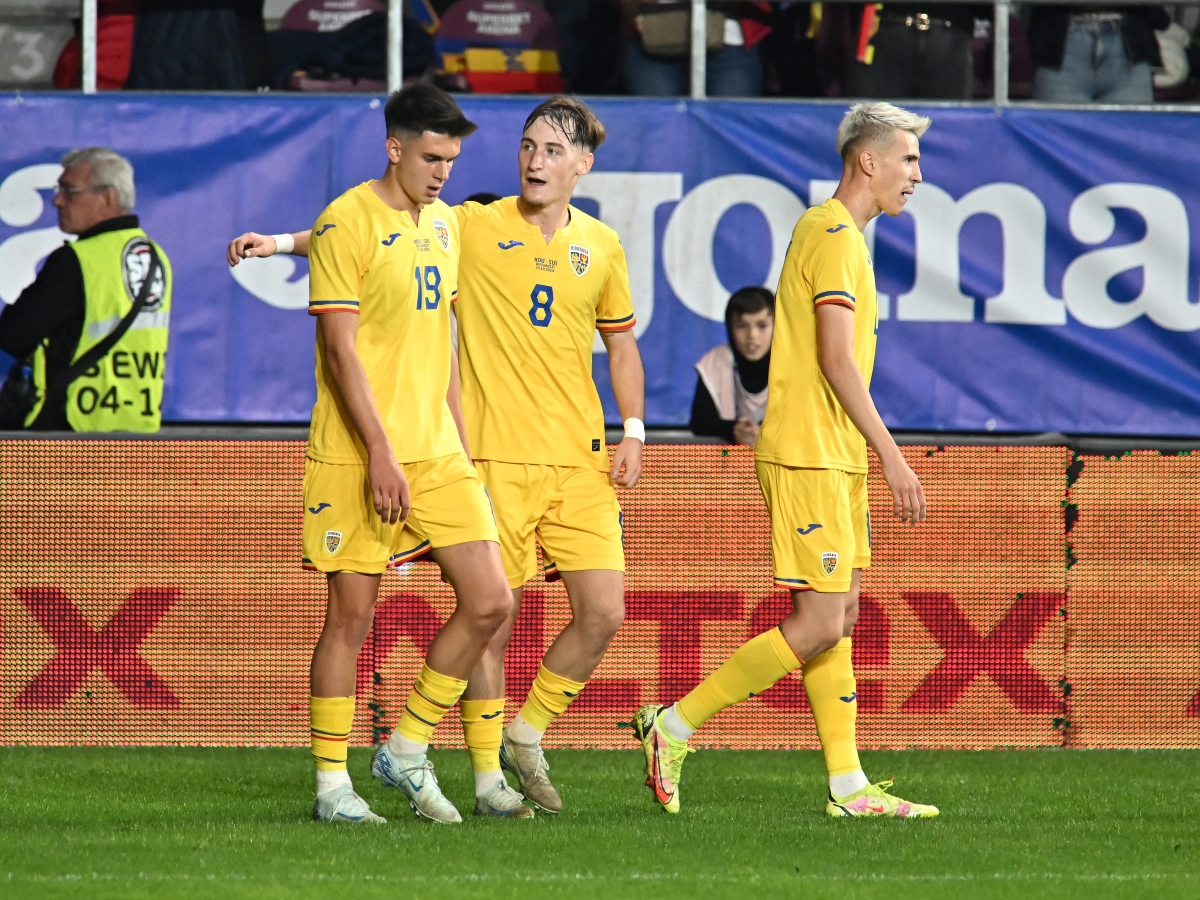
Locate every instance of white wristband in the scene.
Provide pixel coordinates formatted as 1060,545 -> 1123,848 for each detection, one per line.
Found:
623,418 -> 645,443
271,233 -> 295,255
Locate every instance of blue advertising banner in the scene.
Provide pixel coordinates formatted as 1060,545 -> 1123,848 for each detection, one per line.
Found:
1,94 -> 1198,435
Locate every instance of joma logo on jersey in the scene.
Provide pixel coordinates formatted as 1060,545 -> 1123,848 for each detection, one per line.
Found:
432,219 -> 450,251
822,552 -> 839,576
325,531 -> 342,554
569,244 -> 590,277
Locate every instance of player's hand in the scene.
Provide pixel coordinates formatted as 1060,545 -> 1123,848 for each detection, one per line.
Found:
610,437 -> 643,488
226,232 -> 278,267
732,418 -> 760,446
369,453 -> 411,524
880,451 -> 926,525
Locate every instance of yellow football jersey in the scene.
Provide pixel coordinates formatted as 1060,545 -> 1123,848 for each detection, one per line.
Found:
307,182 -> 462,465
756,198 -> 879,474
453,197 -> 635,471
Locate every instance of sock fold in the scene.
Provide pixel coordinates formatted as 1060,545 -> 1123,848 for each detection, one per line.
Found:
461,697 -> 506,774
518,664 -> 587,735
676,627 -> 801,731
310,695 -> 354,772
802,637 -> 862,776
396,663 -> 468,746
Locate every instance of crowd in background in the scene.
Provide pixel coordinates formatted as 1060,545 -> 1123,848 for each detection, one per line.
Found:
0,0 -> 1197,103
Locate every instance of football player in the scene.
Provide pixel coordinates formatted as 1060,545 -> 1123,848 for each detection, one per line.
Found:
632,102 -> 940,819
294,84 -> 512,825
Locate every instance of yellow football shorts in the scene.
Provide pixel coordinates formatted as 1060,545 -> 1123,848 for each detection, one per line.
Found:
755,461 -> 871,593
474,460 -> 625,589
302,451 -> 498,575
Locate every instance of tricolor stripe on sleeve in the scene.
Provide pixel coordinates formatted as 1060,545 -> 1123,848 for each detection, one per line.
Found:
596,312 -> 636,332
308,299 -> 360,315
813,291 -> 856,311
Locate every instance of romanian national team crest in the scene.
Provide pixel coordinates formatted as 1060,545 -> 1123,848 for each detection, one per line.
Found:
432,219 -> 450,251
325,530 -> 342,554
569,243 -> 590,277
822,552 -> 839,576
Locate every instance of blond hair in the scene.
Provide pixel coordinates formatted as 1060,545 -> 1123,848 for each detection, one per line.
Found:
836,102 -> 931,164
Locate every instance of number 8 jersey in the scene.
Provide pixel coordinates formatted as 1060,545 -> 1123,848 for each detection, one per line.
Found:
453,197 -> 635,471
307,182 -> 462,465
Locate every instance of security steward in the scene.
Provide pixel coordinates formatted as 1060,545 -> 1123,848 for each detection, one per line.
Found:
0,147 -> 171,432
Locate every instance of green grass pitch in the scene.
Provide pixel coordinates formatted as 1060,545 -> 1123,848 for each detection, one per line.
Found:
2,747 -> 1197,899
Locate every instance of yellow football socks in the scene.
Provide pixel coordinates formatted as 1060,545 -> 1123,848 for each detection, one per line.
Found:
310,695 -> 354,771
395,663 -> 468,746
461,698 -> 506,773
802,637 -> 862,776
677,627 -> 801,730
518,664 -> 587,734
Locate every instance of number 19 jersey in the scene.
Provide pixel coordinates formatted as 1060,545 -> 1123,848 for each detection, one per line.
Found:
307,182 -> 462,465
453,197 -> 635,471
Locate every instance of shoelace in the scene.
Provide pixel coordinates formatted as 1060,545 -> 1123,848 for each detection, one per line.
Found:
401,759 -> 440,790
861,778 -> 897,802
663,743 -> 695,782
528,747 -> 551,780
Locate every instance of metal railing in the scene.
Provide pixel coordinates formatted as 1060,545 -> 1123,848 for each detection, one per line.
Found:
74,0 -> 1196,105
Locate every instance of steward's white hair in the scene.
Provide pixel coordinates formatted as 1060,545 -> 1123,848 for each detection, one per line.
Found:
836,102 -> 931,163
61,147 -> 136,213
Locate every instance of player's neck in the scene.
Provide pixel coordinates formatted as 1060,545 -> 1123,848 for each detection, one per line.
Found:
517,195 -> 571,244
831,180 -> 881,234
372,169 -> 425,222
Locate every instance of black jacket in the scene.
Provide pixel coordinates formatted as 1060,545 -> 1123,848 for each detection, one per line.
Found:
1029,6 -> 1169,71
0,215 -> 139,430
689,375 -> 736,442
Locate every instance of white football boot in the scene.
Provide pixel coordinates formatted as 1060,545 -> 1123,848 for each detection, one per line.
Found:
371,743 -> 462,824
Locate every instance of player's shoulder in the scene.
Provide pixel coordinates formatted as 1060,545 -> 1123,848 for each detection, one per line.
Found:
793,201 -> 859,258
455,195 -> 515,224
570,204 -> 618,241
313,183 -> 373,240
323,182 -> 373,217
425,197 -> 459,238
569,205 -> 623,257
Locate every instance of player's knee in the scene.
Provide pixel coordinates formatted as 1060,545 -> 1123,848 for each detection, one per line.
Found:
470,584 -> 515,636
810,619 -> 844,658
323,606 -> 375,649
843,597 -> 860,635
578,598 -> 625,644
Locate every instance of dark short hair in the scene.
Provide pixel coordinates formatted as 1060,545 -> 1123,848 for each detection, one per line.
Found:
523,95 -> 606,153
464,192 -> 502,205
385,84 -> 477,139
726,286 -> 775,329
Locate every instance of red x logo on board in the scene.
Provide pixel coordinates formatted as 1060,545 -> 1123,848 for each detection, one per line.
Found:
901,592 -> 1063,713
15,587 -> 180,709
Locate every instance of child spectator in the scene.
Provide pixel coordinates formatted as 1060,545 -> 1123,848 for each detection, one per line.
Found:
689,286 -> 774,445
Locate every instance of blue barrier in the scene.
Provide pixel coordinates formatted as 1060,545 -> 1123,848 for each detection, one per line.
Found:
1,94 -> 1198,434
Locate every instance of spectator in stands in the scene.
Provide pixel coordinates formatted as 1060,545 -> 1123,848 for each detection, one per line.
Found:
0,149 -> 170,433
845,3 -> 990,100
622,1 -> 772,96
1030,5 -> 1169,103
689,287 -> 773,445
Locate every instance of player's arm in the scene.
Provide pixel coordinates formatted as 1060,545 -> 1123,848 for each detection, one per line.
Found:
815,305 -> 925,524
226,230 -> 310,267
318,312 -> 410,524
601,328 -> 645,488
